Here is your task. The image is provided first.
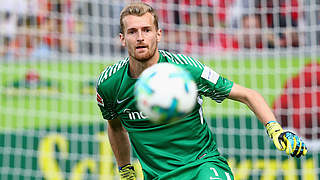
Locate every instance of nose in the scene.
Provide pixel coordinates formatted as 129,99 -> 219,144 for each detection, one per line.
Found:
137,30 -> 144,42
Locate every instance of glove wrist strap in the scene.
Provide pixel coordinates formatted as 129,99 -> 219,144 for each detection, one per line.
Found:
265,121 -> 278,126
119,163 -> 134,171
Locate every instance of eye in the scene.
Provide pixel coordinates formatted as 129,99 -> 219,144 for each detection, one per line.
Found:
127,29 -> 136,34
144,29 -> 151,32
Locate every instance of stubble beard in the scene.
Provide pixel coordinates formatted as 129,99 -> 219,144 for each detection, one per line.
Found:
127,43 -> 159,78
130,45 -> 157,63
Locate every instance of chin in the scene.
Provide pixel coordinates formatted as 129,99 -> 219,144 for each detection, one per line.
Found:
136,57 -> 152,62
134,53 -> 152,62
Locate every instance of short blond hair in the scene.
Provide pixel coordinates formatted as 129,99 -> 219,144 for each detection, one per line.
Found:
120,2 -> 159,34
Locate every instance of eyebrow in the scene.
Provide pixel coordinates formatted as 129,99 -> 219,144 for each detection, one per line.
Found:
127,25 -> 153,31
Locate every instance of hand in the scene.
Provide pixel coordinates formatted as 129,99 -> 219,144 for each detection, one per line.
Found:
119,164 -> 136,180
265,121 -> 307,158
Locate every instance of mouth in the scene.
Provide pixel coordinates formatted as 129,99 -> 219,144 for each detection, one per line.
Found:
136,45 -> 148,50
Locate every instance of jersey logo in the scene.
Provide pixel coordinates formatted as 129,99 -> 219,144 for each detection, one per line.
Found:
201,66 -> 219,84
96,92 -> 104,107
116,97 -> 130,104
123,108 -> 148,120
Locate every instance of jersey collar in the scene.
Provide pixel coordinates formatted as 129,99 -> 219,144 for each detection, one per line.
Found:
158,50 -> 167,63
126,50 -> 167,79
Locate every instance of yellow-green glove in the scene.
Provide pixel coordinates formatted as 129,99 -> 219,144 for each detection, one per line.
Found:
119,164 -> 136,180
266,121 -> 307,158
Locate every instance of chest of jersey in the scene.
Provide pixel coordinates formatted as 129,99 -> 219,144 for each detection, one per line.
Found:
115,77 -> 151,125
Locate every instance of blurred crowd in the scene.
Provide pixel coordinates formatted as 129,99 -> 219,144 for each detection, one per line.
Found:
143,0 -> 320,54
0,0 -> 320,58
0,0 -> 75,59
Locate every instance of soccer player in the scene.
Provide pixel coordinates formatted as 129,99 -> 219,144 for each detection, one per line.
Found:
96,2 -> 307,180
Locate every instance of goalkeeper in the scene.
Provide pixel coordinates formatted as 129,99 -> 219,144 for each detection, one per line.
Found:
96,2 -> 307,180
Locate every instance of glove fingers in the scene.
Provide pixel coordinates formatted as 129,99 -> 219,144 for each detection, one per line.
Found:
296,147 -> 303,158
274,138 -> 285,151
283,136 -> 293,155
292,136 -> 301,157
276,133 -> 286,151
283,133 -> 308,158
296,141 -> 308,158
302,144 -> 308,156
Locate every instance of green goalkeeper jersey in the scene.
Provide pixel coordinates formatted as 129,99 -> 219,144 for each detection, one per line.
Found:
96,50 -> 234,179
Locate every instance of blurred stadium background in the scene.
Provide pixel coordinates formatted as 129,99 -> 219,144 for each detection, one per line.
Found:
0,0 -> 319,179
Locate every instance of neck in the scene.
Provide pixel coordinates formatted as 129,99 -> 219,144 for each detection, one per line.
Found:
129,49 -> 159,78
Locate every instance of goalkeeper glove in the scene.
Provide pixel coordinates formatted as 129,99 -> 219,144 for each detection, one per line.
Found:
265,121 -> 307,158
119,164 -> 136,180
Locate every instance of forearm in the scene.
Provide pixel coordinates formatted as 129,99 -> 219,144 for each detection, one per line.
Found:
243,89 -> 277,126
228,84 -> 277,125
107,123 -> 131,167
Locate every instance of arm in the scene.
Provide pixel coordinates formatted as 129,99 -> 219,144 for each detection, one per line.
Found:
228,83 -> 275,126
228,83 -> 307,157
107,117 -> 131,167
107,117 -> 136,179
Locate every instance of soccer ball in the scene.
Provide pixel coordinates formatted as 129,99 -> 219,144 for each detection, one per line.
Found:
134,63 -> 197,123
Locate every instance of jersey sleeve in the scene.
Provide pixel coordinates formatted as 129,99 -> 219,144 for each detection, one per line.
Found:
164,51 -> 234,103
96,85 -> 118,120
197,65 -> 234,103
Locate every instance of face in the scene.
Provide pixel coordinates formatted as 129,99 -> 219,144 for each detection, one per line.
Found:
242,15 -> 262,48
120,13 -> 161,62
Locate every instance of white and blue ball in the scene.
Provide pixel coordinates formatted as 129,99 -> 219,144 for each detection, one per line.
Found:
135,63 -> 197,123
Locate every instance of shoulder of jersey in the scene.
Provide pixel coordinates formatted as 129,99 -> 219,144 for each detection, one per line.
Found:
159,50 -> 205,69
96,57 -> 129,87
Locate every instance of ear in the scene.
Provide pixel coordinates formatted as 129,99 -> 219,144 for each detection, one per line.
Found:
119,33 -> 126,47
156,29 -> 162,43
